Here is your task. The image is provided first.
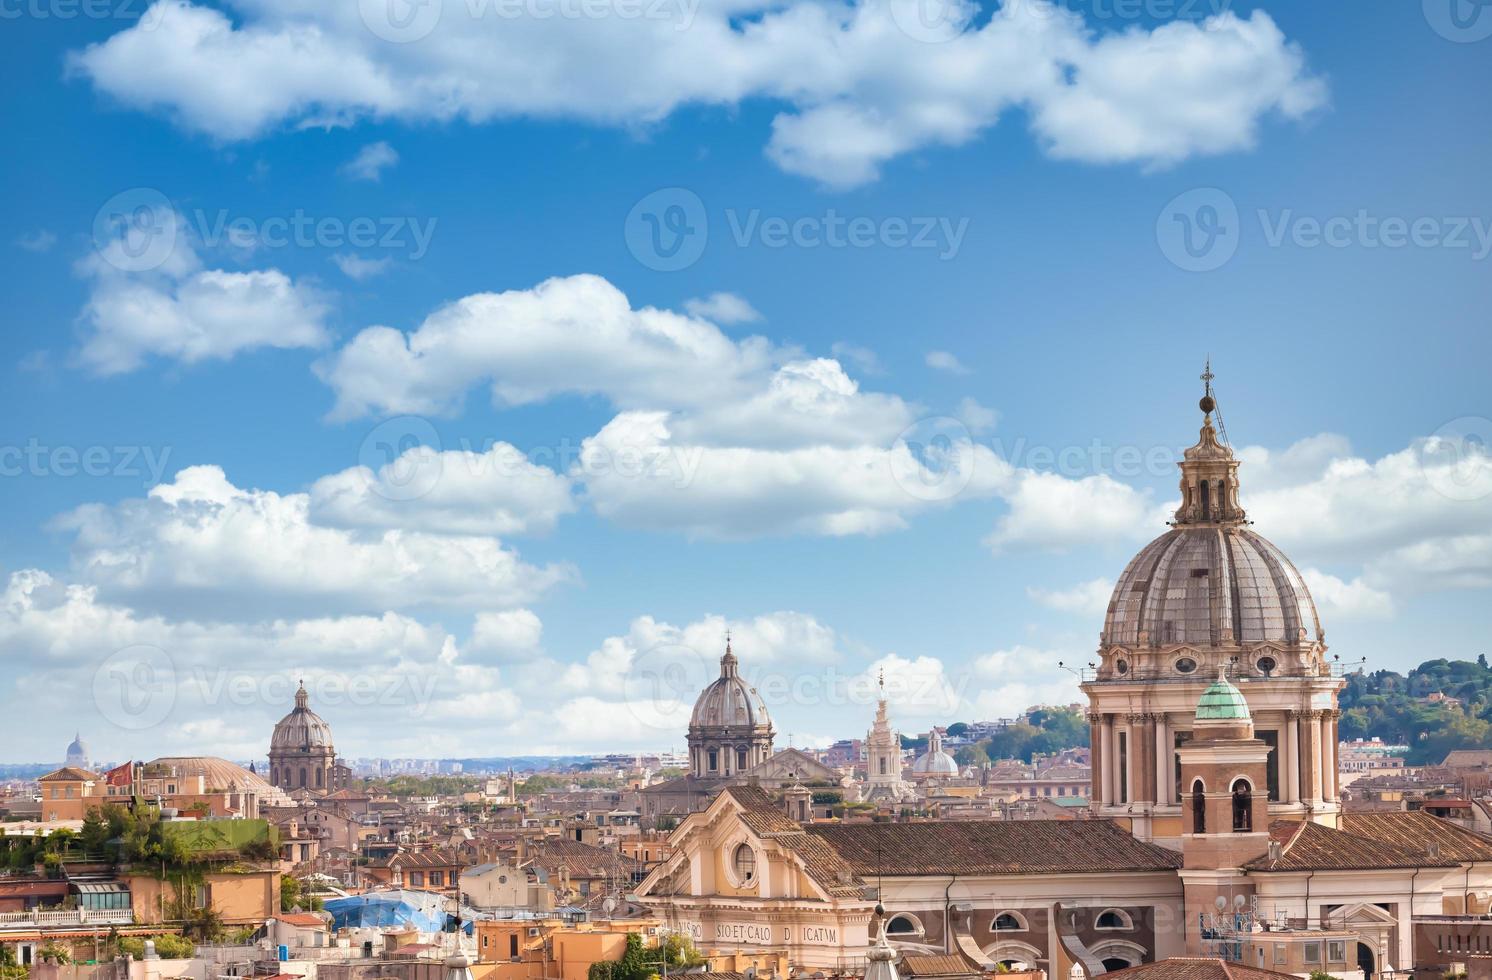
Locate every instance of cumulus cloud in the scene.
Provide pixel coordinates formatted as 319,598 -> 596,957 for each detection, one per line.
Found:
683,292 -> 761,325
1027,577 -> 1113,617
77,207 -> 330,375
925,350 -> 969,374
332,253 -> 393,280
53,464 -> 572,618
341,141 -> 398,181
984,469 -> 1158,553
309,442 -> 575,536
69,2 -> 1324,186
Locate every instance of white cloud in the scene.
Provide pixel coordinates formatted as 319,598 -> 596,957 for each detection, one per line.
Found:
77,208 -> 330,375
682,292 -> 761,325
985,469 -> 1158,553
468,608 -> 545,661
332,253 -> 393,280
1300,568 -> 1393,620
957,397 -> 998,434
830,341 -> 883,376
341,141 -> 398,181
316,274 -> 776,420
54,464 -> 572,617
1027,577 -> 1113,618
69,3 -> 1324,187
17,230 -> 57,253
966,645 -> 1083,719
925,350 -> 969,374
309,442 -> 575,536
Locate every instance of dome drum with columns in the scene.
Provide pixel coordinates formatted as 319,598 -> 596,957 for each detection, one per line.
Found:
687,638 -> 775,780
269,682 -> 349,794
1081,374 -> 1345,846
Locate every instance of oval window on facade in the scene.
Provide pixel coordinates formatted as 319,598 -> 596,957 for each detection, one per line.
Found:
1175,657 -> 1197,674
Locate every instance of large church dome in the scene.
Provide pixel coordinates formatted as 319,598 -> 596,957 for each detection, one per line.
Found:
690,647 -> 771,730
271,683 -> 335,750
1102,526 -> 1321,650
1095,388 -> 1329,680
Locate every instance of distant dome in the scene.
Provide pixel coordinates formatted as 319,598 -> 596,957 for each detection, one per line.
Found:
1196,671 -> 1250,722
271,683 -> 335,751
65,733 -> 90,769
147,756 -> 288,805
690,650 -> 771,731
911,749 -> 959,775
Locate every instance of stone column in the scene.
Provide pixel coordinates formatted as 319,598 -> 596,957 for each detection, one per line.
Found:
1126,714 -> 1143,805
1302,711 -> 1321,804
1321,712 -> 1337,802
1284,713 -> 1300,804
1154,713 -> 1171,805
1331,712 -> 1343,799
1102,714 -> 1117,805
1089,713 -> 1104,805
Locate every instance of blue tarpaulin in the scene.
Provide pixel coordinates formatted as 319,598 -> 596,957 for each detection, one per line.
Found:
324,890 -> 470,934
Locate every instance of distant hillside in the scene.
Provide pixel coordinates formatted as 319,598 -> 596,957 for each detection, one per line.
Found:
1340,657 -> 1492,765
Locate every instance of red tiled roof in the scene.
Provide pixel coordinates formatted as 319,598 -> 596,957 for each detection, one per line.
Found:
274,913 -> 329,928
1343,810 -> 1492,863
1244,819 -> 1458,872
39,767 -> 97,781
1103,957 -> 1296,980
804,817 -> 1181,875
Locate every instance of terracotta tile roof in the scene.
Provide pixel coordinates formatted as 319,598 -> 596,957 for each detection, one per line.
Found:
374,849 -> 464,869
39,767 -> 97,781
1103,957 -> 1296,980
804,818 -> 1181,875
721,786 -> 863,897
530,838 -> 641,879
1343,810 -> 1492,863
900,954 -> 980,977
1244,819 -> 1459,872
274,913 -> 330,928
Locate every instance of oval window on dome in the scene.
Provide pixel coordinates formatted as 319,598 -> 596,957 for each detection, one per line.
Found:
1115,659 -> 1129,675
1175,657 -> 1197,674
1256,656 -> 1277,676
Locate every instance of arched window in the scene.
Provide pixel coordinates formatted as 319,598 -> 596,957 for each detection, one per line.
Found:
737,748 -> 748,771
992,911 -> 1027,932
299,767 -> 308,788
732,843 -> 756,884
1200,481 -> 1211,519
315,767 -> 324,788
1233,779 -> 1253,832
1192,779 -> 1206,834
1095,909 -> 1133,931
708,749 -> 719,771
886,914 -> 921,936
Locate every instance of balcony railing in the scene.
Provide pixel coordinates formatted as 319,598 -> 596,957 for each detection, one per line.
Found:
0,908 -> 134,929
1077,661 -> 1360,684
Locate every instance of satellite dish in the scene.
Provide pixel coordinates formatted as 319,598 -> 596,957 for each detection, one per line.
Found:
1234,895 -> 1247,908
601,897 -> 618,916
1214,897 -> 1227,910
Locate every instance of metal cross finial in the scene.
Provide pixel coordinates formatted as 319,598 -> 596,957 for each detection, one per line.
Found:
725,629 -> 732,655
1201,357 -> 1214,396
878,666 -> 885,693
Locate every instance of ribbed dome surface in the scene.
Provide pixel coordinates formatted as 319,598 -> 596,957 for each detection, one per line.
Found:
148,755 -> 288,804
1102,527 -> 1321,649
911,749 -> 959,774
690,652 -> 770,729
67,735 -> 88,757
271,685 -> 335,750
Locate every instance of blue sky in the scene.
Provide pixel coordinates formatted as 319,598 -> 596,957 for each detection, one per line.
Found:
1,0 -> 1489,763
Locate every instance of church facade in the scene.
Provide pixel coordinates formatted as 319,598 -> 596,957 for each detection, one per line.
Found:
636,383 -> 1492,980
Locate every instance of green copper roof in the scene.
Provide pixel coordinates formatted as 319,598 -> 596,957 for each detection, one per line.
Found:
1196,672 -> 1250,720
